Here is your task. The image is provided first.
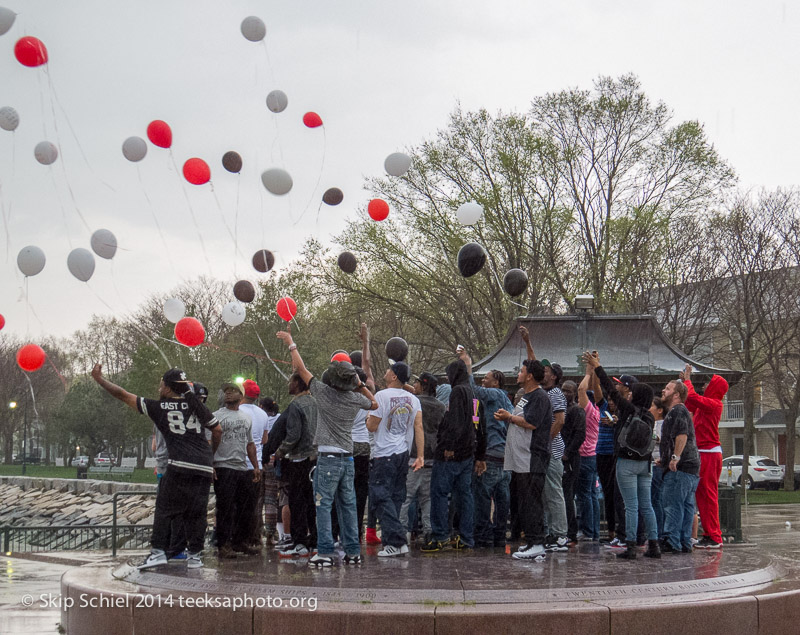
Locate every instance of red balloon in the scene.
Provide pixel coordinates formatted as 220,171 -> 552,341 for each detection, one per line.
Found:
174,317 -> 205,347
14,37 -> 48,68
276,297 -> 297,322
147,120 -> 172,148
183,158 -> 210,185
331,352 -> 351,363
16,343 -> 46,372
0,314 -> 5,331
303,112 -> 323,128
368,199 -> 390,221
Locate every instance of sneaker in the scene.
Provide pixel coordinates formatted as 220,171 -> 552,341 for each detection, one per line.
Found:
681,544 -> 693,553
512,543 -> 546,561
545,536 -> 569,552
342,554 -> 362,565
399,544 -> 410,554
451,535 -> 472,551
274,536 -> 293,550
308,553 -> 334,567
186,552 -> 203,569
604,537 -> 625,549
169,551 -> 187,560
420,539 -> 445,553
660,540 -> 679,554
377,544 -> 406,557
218,544 -> 237,559
690,537 -> 699,546
278,544 -> 309,558
365,527 -> 382,545
138,549 -> 168,569
695,537 -> 722,550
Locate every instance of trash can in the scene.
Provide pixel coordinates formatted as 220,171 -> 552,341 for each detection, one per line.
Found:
718,485 -> 742,543
77,465 -> 88,479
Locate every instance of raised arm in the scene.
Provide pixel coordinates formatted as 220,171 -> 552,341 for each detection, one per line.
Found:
359,323 -> 376,392
519,325 -> 535,361
91,363 -> 138,410
277,331 -> 313,386
578,364 -> 592,409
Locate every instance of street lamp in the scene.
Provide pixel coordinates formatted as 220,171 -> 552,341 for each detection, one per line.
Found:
239,355 -> 260,385
8,399 -> 27,475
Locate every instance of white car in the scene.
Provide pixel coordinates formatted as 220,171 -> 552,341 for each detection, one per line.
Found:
94,453 -> 114,466
71,455 -> 89,467
719,456 -> 783,490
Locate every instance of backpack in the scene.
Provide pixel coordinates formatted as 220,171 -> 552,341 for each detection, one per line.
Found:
617,408 -> 655,457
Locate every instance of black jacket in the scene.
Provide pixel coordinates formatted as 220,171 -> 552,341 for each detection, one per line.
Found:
435,360 -> 476,462
595,366 -> 654,461
561,403 -> 586,461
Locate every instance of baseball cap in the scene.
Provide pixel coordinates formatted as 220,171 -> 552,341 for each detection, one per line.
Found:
221,382 -> 243,394
613,374 -> 638,389
390,362 -> 411,384
162,368 -> 189,393
192,382 -> 208,399
242,379 -> 260,398
540,359 -> 563,383
416,372 -> 438,392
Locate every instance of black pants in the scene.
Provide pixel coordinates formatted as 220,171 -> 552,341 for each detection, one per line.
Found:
152,468 -> 211,554
285,458 -> 316,548
597,454 -> 625,536
516,471 -> 546,545
561,454 -> 581,540
213,468 -> 252,549
354,454 -> 370,538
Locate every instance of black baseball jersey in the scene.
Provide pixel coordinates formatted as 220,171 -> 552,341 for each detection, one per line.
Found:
138,396 -> 219,477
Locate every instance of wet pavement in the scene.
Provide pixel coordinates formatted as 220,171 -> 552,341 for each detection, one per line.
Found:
3,504 -> 800,633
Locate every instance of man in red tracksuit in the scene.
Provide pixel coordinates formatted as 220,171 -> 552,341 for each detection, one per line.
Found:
682,365 -> 729,549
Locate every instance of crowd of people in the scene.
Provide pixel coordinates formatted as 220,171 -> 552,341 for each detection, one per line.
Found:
90,322 -> 729,569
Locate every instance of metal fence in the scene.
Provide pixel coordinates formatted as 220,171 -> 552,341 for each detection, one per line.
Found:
723,400 -> 763,422
1,524 -> 151,553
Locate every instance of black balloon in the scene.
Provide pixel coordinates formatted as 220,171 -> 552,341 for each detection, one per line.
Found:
385,336 -> 409,362
222,151 -> 242,173
233,280 -> 256,303
322,187 -> 344,205
503,268 -> 528,297
252,249 -> 275,273
457,242 -> 486,278
337,251 -> 357,274
349,350 -> 363,367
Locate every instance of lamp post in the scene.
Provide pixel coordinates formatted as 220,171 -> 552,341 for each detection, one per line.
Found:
9,399 -> 27,475
239,355 -> 260,386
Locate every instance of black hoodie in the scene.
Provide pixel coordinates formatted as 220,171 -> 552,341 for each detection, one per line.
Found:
434,360 -> 476,462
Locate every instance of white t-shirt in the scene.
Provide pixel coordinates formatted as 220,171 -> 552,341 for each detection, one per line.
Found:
351,409 -> 370,444
240,403 -> 268,457
370,388 -> 421,458
265,413 -> 280,434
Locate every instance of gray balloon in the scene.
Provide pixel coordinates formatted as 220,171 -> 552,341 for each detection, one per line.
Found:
241,16 -> 266,42
0,7 -> 15,36
17,245 -> 46,277
266,90 -> 288,113
122,136 -> 147,162
67,248 -> 95,282
0,106 -> 19,132
261,168 -> 293,195
503,268 -> 528,297
384,152 -> 411,177
91,229 -> 117,260
34,141 -> 58,165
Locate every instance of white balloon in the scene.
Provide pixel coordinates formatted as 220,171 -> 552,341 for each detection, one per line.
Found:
34,141 -> 58,165
384,152 -> 412,177
163,298 -> 186,324
122,136 -> 147,162
0,106 -> 19,131
67,248 -> 95,282
456,202 -> 484,226
90,229 -> 117,260
266,90 -> 288,113
0,7 -> 15,36
241,16 -> 266,42
222,301 -> 246,327
261,168 -> 293,195
17,245 -> 45,277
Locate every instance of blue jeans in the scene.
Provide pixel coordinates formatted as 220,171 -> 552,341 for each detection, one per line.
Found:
651,464 -> 665,538
369,451 -> 409,548
313,454 -> 359,557
615,458 -> 657,543
472,460 -> 510,546
662,469 -> 699,550
430,458 -> 474,546
577,455 -> 600,539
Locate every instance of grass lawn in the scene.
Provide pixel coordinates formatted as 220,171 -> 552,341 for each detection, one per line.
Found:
740,488 -> 800,505
0,464 -> 158,484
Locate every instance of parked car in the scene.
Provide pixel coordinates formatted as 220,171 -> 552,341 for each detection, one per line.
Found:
719,456 -> 783,490
94,452 -> 115,466
71,455 -> 89,467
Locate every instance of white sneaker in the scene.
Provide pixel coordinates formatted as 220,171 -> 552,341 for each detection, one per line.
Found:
278,544 -> 309,558
512,543 -> 546,561
545,536 -> 569,552
377,544 -> 406,557
138,549 -> 167,569
186,552 -> 203,569
308,553 -> 334,567
604,537 -> 625,549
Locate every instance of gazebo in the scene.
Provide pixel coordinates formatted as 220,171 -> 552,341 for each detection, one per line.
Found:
472,314 -> 742,388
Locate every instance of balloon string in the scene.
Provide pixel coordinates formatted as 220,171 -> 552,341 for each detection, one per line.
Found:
234,175 -> 241,278
23,374 -> 41,423
209,182 -> 247,263
293,127 -> 327,227
46,356 -> 68,392
169,153 -> 213,276
0,179 -> 10,263
252,326 -> 290,381
485,249 -> 527,310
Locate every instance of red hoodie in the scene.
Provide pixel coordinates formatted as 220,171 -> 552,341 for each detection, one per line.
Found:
685,375 -> 729,450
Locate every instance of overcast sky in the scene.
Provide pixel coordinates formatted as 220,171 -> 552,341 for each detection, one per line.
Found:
1,0 -> 798,341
